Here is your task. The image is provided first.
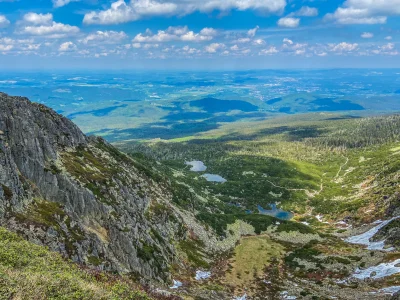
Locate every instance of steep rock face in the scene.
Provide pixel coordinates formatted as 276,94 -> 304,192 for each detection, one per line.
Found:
0,93 -> 186,281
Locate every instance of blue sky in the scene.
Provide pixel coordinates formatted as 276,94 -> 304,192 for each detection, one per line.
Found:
0,0 -> 399,69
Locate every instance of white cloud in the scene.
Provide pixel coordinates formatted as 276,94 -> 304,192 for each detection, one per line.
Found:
52,0 -> 79,8
0,38 -> 18,52
0,38 -> 12,45
371,43 -> 398,55
385,36 -> 393,40
20,13 -> 79,37
295,6 -> 318,17
94,53 -> 108,58
22,24 -> 80,37
182,45 -> 198,54
25,43 -> 41,50
133,26 -> 215,43
277,17 -> 300,28
0,15 -> 10,28
316,52 -> 327,56
281,41 -> 307,55
59,41 -> 76,52
326,0 -> 400,24
80,31 -> 127,44
234,37 -> 251,44
230,44 -> 239,51
195,0 -> 286,13
283,38 -> 293,45
0,37 -> 34,45
329,42 -> 358,52
83,0 -> 178,24
181,31 -> 213,41
132,42 -> 141,48
0,44 -> 13,51
0,37 -> 46,54
204,43 -> 225,53
259,46 -> 278,55
253,38 -> 266,46
200,27 -> 217,36
143,43 -> 159,49
77,49 -> 90,56
382,43 -> 395,51
332,14 -> 386,24
361,32 -> 373,38
83,0 -> 286,25
23,13 -> 53,25
133,31 -> 173,42
247,25 -> 259,37
167,26 -> 187,35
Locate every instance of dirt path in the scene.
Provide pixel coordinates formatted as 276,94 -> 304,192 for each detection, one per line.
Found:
265,178 -> 323,198
335,156 -> 349,179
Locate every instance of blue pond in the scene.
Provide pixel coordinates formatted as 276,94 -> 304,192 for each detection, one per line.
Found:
186,160 -> 207,172
257,204 -> 294,220
202,174 -> 227,183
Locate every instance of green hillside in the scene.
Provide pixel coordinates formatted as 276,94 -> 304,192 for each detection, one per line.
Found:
0,227 -> 157,300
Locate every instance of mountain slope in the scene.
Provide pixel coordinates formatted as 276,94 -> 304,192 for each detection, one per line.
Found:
0,92 -> 188,281
0,226 -> 156,300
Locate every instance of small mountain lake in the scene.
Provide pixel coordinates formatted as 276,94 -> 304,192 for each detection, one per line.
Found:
185,160 -> 207,172
202,174 -> 227,183
257,204 -> 294,220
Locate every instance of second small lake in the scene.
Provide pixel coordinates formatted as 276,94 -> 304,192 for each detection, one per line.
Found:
257,204 -> 294,220
202,174 -> 227,183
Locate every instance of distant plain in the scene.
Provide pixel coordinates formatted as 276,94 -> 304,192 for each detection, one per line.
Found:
1,69 -> 399,142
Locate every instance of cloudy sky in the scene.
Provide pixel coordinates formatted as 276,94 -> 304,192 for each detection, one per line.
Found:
0,0 -> 399,69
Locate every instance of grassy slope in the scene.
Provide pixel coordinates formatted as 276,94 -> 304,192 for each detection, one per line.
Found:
0,227 -> 153,300
223,236 -> 285,294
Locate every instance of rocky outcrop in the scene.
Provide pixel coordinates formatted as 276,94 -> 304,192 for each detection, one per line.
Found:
0,93 -> 188,281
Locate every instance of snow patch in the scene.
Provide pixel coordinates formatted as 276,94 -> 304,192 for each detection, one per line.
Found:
281,291 -> 297,299
372,220 -> 383,224
353,259 -> 400,280
380,286 -> 400,295
170,280 -> 182,289
195,270 -> 211,280
316,215 -> 329,224
345,216 -> 400,250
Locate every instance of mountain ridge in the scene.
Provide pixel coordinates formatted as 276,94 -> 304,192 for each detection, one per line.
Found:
0,92 -> 188,281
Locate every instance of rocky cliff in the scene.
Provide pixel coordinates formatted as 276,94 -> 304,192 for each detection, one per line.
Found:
0,93 -> 188,281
